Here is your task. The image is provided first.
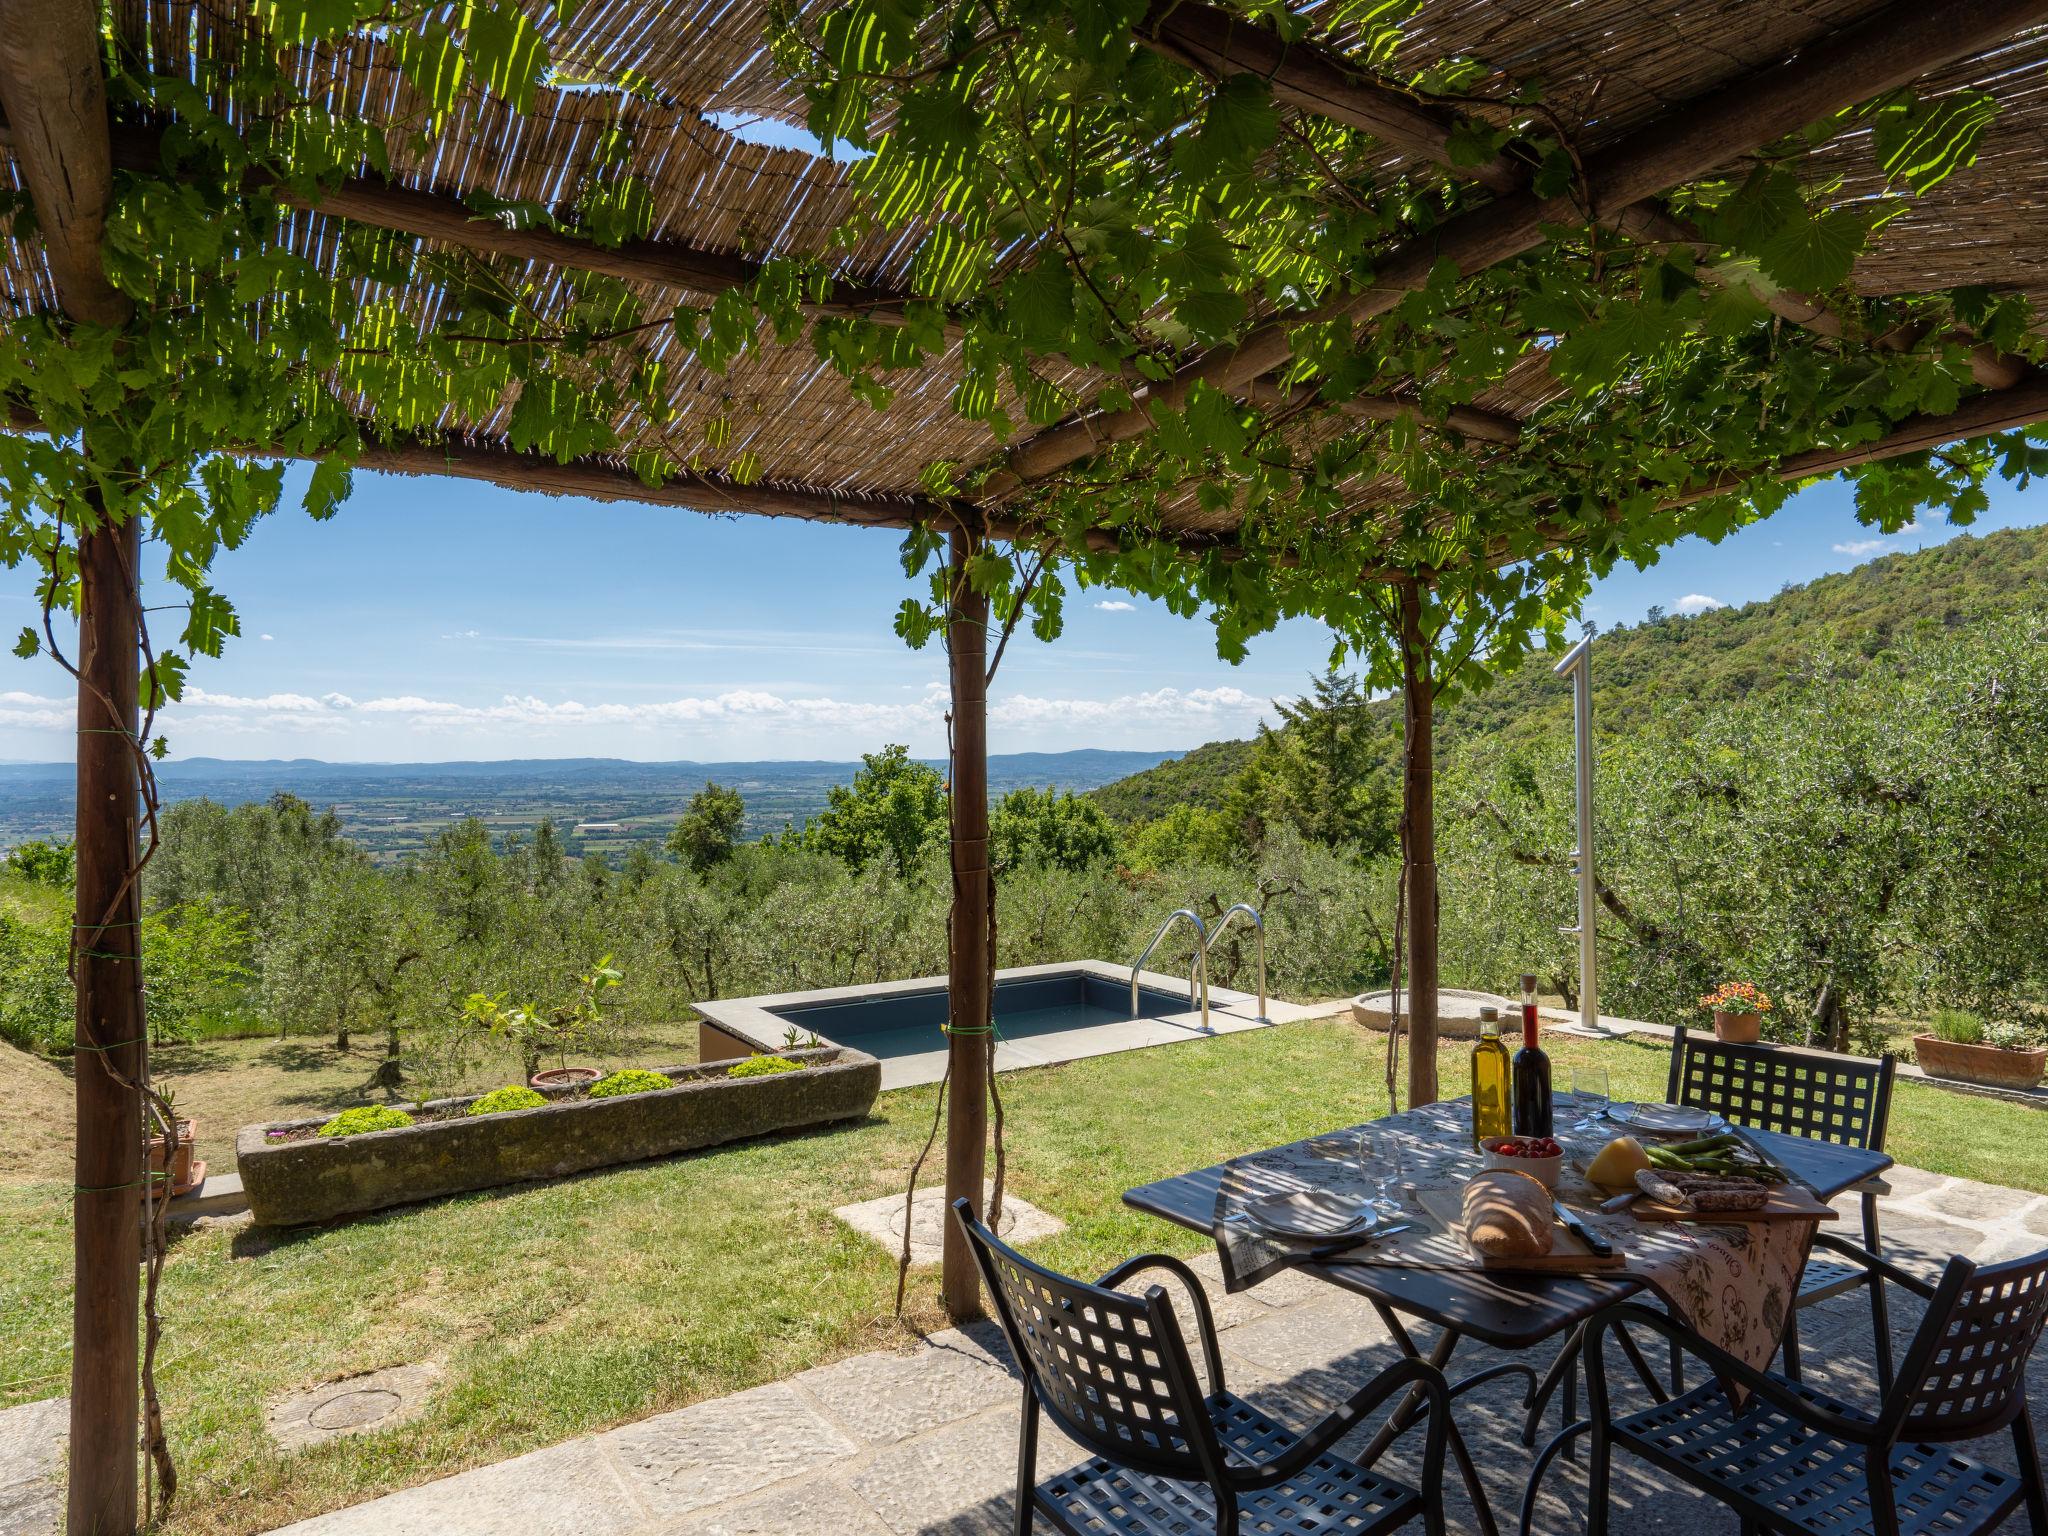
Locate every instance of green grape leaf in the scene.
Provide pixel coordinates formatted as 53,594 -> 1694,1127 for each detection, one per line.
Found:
393,23 -> 469,122
1872,89 -> 1999,195
464,4 -> 549,116
1758,207 -> 1869,293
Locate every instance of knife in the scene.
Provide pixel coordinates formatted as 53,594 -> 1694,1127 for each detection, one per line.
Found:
1553,1199 -> 1614,1258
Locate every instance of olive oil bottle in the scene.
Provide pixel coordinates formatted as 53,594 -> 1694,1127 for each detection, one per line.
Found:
1470,1006 -> 1511,1145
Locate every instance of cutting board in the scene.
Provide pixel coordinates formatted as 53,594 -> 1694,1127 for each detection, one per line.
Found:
1415,1188 -> 1628,1271
1629,1182 -> 1839,1224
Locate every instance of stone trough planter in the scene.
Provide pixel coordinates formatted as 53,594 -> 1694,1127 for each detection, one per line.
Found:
237,1046 -> 880,1226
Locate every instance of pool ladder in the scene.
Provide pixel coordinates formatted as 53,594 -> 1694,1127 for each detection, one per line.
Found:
1205,902 -> 1268,1023
1130,909 -> 1211,1029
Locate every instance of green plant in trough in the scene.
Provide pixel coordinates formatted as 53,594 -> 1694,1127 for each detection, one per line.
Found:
468,1086 -> 547,1116
317,1106 -> 415,1138
587,1069 -> 673,1099
1931,1008 -> 1987,1045
728,1055 -> 802,1078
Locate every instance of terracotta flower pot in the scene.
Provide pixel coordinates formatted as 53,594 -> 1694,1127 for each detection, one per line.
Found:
145,1117 -> 201,1195
1914,1034 -> 2048,1090
529,1066 -> 602,1091
1713,1010 -> 1763,1044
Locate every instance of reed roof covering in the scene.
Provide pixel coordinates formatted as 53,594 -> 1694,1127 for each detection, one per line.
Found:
6,0 -> 2048,549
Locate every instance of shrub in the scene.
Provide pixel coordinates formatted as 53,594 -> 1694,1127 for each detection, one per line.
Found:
317,1106 -> 414,1138
727,1054 -> 802,1077
468,1085 -> 547,1116
587,1068 -> 673,1098
1985,1021 -> 2040,1052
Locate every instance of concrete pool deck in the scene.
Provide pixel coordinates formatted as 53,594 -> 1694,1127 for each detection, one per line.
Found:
699,961 -> 1348,1090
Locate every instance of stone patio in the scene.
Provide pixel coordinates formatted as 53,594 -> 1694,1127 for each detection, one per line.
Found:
5,1165 -> 2047,1536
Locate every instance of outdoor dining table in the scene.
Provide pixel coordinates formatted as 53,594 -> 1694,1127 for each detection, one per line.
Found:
1121,1092 -> 1895,1536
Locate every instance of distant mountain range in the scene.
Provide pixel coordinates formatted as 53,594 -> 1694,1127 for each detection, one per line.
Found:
0,749 -> 1184,859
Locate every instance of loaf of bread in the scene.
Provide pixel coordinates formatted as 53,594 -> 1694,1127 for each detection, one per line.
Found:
1462,1169 -> 1554,1259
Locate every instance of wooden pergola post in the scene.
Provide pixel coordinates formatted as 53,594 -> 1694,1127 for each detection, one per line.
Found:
70,514 -> 146,1536
1398,581 -> 1440,1108
0,5 -> 147,1531
942,525 -> 991,1319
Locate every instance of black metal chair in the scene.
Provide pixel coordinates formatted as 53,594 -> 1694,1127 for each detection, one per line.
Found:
952,1197 -> 1451,1536
1576,1244 -> 2048,1536
1667,1026 -> 1898,1393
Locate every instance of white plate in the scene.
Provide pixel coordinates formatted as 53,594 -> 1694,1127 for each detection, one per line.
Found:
1608,1102 -> 1728,1136
1239,1190 -> 1379,1242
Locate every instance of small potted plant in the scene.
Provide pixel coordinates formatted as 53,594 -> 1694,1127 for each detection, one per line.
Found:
144,1087 -> 202,1196
1914,1009 -> 2048,1090
463,956 -> 623,1089
1699,982 -> 1772,1044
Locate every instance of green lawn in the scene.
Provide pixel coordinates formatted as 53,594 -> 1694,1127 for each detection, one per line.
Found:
1,1019 -> 2042,1536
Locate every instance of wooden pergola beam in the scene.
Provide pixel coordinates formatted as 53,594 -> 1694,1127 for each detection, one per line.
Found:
1501,368 -> 2048,567
1146,1 -> 2031,391
1241,378 -> 1521,445
987,0 -> 2048,496
0,116 -> 1514,454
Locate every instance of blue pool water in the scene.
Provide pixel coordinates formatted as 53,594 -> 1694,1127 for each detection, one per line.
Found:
767,972 -> 1196,1063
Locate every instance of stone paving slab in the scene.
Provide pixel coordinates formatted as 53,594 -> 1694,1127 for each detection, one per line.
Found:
271,1436 -> 651,1536
0,1398 -> 63,1536
832,1186 -> 1064,1267
791,1331 -> 1014,1447
660,1475 -> 892,1536
602,1382 -> 858,1521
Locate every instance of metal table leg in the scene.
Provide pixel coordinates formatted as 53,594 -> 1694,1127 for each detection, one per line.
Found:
1358,1304 -> 1508,1536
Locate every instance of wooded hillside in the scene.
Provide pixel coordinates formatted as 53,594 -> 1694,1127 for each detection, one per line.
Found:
1091,525 -> 2048,820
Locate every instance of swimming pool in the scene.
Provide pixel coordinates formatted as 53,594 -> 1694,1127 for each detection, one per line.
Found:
696,961 -> 1278,1089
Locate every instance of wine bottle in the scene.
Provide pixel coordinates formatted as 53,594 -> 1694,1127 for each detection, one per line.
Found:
1511,972 -> 1553,1137
1471,1007 -> 1511,1145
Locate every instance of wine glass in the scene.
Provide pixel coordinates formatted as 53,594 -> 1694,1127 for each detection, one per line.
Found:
1572,1066 -> 1611,1130
1360,1128 -> 1408,1221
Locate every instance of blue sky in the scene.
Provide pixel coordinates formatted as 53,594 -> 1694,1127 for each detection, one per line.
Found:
0,467 -> 2041,762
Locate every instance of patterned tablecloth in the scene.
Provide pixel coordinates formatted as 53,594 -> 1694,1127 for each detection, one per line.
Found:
1212,1096 -> 1817,1371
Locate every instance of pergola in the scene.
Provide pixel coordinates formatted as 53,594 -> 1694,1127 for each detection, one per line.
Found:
6,0 -> 2048,1530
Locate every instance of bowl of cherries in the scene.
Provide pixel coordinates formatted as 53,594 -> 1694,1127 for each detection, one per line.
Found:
1480,1135 -> 1565,1190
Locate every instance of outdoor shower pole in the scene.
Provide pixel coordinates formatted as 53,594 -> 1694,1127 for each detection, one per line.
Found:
942,526 -> 991,1319
1553,628 -> 1608,1035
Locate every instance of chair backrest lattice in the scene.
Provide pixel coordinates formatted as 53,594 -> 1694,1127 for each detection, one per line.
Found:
955,1200 -> 1220,1483
1666,1027 -> 1894,1149
1893,1250 -> 2048,1442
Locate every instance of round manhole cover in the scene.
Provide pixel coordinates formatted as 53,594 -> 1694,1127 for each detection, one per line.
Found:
307,1388 -> 403,1431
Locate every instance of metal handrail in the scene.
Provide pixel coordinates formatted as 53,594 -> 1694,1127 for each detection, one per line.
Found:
1204,902 -> 1267,1022
1130,909 -> 1209,1029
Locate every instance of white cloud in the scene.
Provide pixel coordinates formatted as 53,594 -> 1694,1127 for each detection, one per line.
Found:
52,681 -> 1271,742
259,633 -> 274,642
1832,538 -> 1886,556
0,680 -> 1281,756
1094,600 -> 1135,613
442,629 -> 481,641
1674,594 -> 1724,615
0,690 -> 68,729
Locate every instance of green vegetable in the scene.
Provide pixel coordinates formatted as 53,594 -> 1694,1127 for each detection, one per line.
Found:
468,1085 -> 547,1116
316,1106 -> 414,1138
727,1055 -> 803,1078
587,1069 -> 673,1099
